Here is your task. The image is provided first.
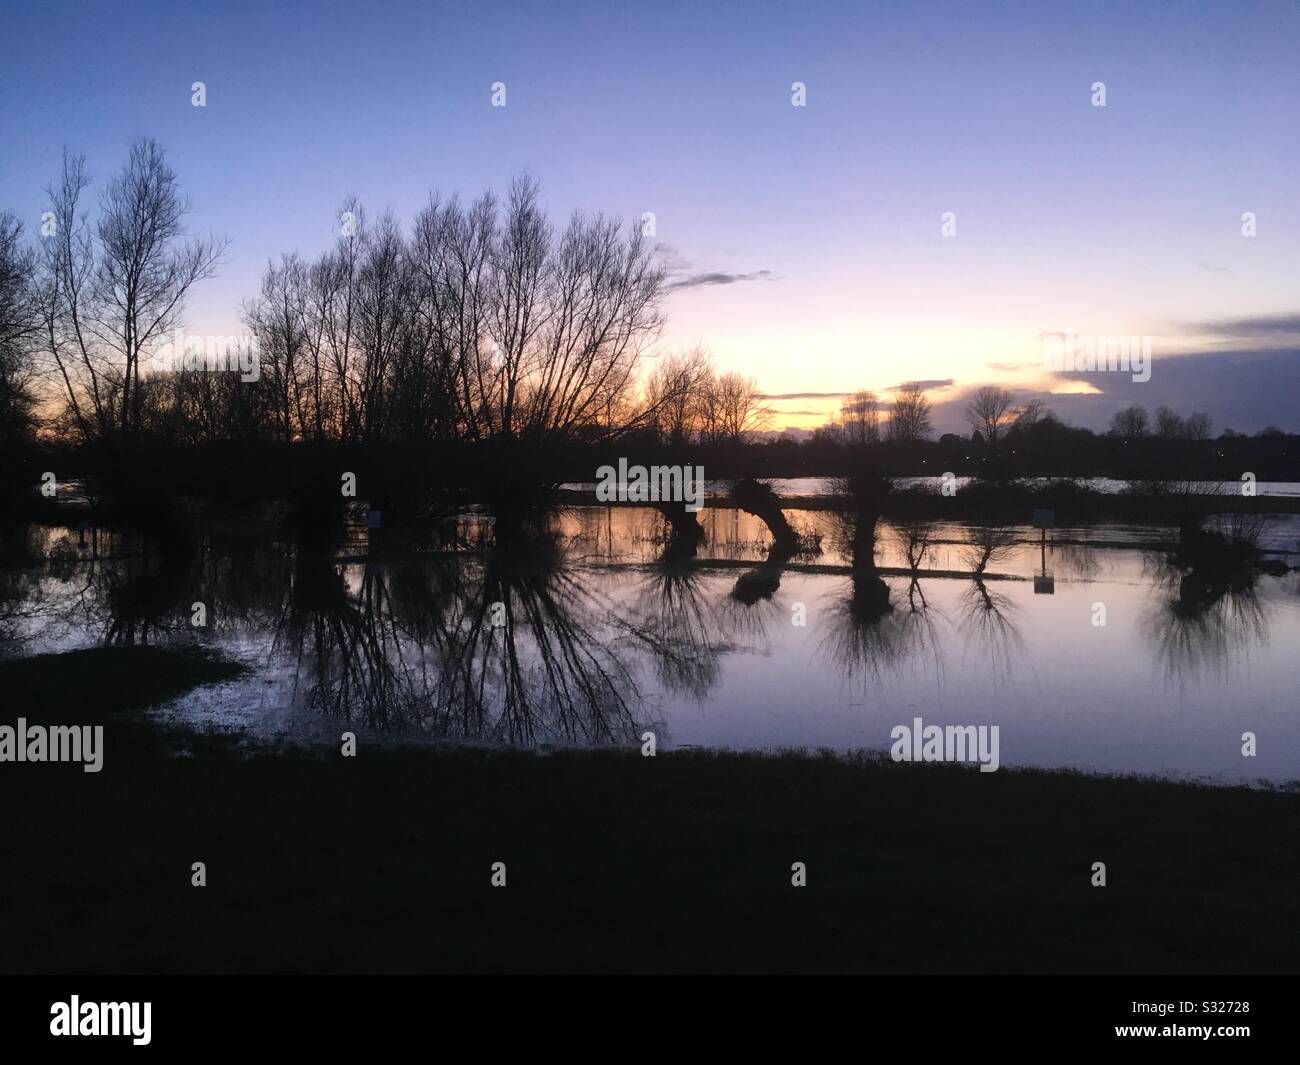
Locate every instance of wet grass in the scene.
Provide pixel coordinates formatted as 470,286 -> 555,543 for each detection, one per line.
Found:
0,645 -> 247,720
0,646 -> 1296,974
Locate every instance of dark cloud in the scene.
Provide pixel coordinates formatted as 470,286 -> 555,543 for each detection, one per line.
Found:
887,379 -> 955,393
920,348 -> 1300,436
1187,313 -> 1300,341
668,269 -> 774,291
1049,347 -> 1300,432
775,346 -> 1299,436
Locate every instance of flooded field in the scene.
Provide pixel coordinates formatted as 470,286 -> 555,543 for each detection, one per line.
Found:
3,507 -> 1298,783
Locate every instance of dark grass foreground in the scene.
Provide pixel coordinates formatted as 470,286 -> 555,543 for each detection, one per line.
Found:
0,648 -> 1296,974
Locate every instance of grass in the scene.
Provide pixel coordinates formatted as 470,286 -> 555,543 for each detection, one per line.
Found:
0,646 -> 1296,974
0,645 -> 247,720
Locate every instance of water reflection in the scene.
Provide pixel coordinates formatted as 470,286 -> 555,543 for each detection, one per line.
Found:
281,536 -> 644,743
957,579 -> 1025,683
616,562 -> 728,700
105,553 -> 193,644
2,507 -> 1297,779
1142,523 -> 1273,686
815,505 -> 948,684
818,574 -> 944,686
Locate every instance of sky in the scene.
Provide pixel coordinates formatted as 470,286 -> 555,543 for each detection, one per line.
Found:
1,0 -> 1297,434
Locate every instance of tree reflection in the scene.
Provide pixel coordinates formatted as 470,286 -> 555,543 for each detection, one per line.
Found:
729,479 -> 800,605
104,550 -> 194,645
962,524 -> 1019,575
818,575 -> 943,685
957,578 -> 1025,683
279,532 -> 646,744
1142,519 -> 1273,685
615,561 -> 729,700
818,513 -> 943,684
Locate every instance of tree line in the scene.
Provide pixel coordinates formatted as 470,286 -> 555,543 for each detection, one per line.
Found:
1,139 -> 1294,493
0,139 -> 777,456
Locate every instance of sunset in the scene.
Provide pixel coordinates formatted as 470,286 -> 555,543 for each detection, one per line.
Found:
0,0 -> 1295,1039
3,2 -> 1297,435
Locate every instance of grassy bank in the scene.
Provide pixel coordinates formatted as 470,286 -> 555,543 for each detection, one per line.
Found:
0,646 -> 247,718
0,647 -> 1296,974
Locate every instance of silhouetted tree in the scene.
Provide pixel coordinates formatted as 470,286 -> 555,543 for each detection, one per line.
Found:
1012,398 -> 1050,430
1109,405 -> 1149,439
838,388 -> 881,446
966,385 -> 1015,444
887,382 -> 932,442
644,347 -> 712,445
701,370 -> 768,444
0,212 -> 40,451
36,141 -> 225,444
1154,405 -> 1184,438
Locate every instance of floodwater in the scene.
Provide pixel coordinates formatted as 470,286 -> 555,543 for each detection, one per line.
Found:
3,506 -> 1298,784
562,477 -> 1300,497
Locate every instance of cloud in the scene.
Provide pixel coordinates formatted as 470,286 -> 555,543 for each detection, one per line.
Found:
987,361 -> 1031,372
1186,312 -> 1300,342
668,269 -> 774,291
779,347 -> 1299,435
652,243 -> 692,274
1039,347 -> 1300,433
886,379 -> 955,393
654,242 -> 776,292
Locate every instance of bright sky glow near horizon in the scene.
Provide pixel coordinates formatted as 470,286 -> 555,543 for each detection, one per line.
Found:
2,0 -> 1297,433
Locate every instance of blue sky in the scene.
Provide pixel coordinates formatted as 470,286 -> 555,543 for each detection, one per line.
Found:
2,0 -> 1297,431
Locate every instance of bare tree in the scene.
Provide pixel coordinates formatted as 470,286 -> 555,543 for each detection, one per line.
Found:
1013,398 -> 1043,428
351,211 -> 414,440
1109,405 -> 1149,438
1154,405 -> 1185,438
0,212 -> 40,446
29,166 -> 665,451
0,212 -> 37,349
838,388 -> 880,446
701,370 -> 769,444
36,140 -> 225,444
514,182 -> 666,444
887,382 -> 932,442
966,385 -> 1015,444
644,347 -> 712,444
244,254 -> 311,442
1184,411 -> 1213,441
407,190 -> 495,444
407,176 -> 665,447
166,341 -> 274,445
314,197 -> 365,440
37,152 -> 109,442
